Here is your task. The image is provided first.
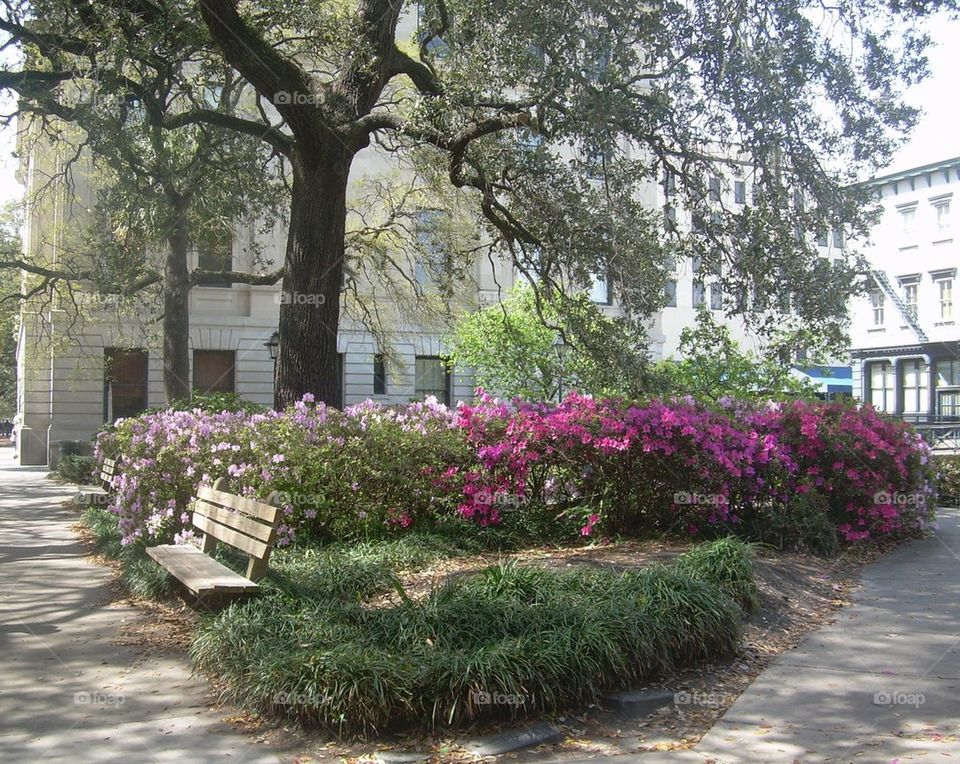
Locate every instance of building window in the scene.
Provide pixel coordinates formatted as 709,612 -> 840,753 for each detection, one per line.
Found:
373,354 -> 387,395
709,282 -> 723,311
692,280 -> 705,308
816,230 -> 828,247
898,204 -> 917,239
934,198 -> 951,236
901,359 -> 929,415
664,279 -> 677,307
708,176 -> 721,202
938,278 -> 954,320
868,361 -> 895,413
664,205 -> 677,232
416,3 -> 450,55
870,290 -> 885,326
734,180 -> 746,205
903,282 -> 919,318
196,229 -> 233,288
414,210 -> 447,288
193,350 -> 236,394
589,271 -> 611,304
664,170 -> 677,197
104,348 -> 148,421
937,360 -> 960,418
937,359 -> 960,387
415,356 -> 450,405
831,228 -> 843,249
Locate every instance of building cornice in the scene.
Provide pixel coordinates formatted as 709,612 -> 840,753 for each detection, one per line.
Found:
850,340 -> 959,359
868,156 -> 960,187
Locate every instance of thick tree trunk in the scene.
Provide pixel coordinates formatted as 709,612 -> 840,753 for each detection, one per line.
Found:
163,197 -> 192,403
275,146 -> 351,409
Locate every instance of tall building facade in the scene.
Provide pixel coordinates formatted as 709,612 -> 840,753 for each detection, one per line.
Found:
849,156 -> 960,421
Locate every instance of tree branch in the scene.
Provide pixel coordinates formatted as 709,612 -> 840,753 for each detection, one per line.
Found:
189,266 -> 285,287
388,49 -> 442,96
163,108 -> 293,155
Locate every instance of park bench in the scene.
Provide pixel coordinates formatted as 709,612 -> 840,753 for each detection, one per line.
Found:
146,478 -> 280,603
76,456 -> 120,506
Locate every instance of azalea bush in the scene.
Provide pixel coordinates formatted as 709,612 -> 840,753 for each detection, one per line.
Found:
96,392 -> 935,551
96,396 -> 471,547
456,394 -> 935,546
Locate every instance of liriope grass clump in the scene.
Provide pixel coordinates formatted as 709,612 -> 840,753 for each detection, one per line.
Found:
192,539 -> 755,737
674,536 -> 761,613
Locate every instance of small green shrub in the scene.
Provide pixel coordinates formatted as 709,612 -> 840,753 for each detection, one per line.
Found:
82,505 -> 124,558
934,454 -> 960,507
674,537 -> 761,612
168,391 -> 266,414
59,453 -> 96,483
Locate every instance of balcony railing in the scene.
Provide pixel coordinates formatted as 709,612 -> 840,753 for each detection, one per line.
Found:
901,414 -> 960,452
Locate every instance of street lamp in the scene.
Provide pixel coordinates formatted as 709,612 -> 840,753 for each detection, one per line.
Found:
552,334 -> 568,402
264,331 -> 280,409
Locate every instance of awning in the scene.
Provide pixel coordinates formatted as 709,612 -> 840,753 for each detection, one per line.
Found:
790,365 -> 853,394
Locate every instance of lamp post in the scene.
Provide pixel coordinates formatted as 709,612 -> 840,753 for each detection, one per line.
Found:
552,334 -> 568,402
264,331 -> 280,410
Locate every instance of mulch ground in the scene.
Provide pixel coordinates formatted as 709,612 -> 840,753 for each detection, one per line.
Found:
71,505 -> 889,763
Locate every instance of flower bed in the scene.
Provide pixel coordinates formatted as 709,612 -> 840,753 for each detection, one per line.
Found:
96,393 -> 935,551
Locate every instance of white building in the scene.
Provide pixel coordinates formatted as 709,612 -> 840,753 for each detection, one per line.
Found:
849,156 -> 960,421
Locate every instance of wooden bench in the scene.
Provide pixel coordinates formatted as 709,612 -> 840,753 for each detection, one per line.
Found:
146,478 -> 280,602
76,456 -> 120,507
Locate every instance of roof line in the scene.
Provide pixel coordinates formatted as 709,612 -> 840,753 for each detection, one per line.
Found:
869,155 -> 960,185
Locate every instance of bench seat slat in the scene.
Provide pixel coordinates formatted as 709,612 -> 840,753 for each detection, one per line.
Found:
99,457 -> 118,488
197,486 -> 279,523
195,500 -> 276,543
145,544 -> 258,595
193,512 -> 270,559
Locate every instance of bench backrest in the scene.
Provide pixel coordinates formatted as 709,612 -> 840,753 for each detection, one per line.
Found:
193,478 -> 280,581
99,457 -> 119,489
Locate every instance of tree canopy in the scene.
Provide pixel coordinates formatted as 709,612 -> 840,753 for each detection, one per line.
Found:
0,0 -> 955,405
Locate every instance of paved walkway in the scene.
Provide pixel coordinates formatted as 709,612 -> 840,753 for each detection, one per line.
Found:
570,508 -> 960,763
0,453 -> 282,763
691,506 -> 960,762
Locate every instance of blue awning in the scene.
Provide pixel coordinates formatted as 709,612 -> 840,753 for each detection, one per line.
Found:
791,365 -> 853,393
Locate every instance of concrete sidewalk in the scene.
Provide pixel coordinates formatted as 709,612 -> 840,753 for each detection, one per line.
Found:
691,506 -> 960,763
575,508 -> 960,764
0,453 -> 282,763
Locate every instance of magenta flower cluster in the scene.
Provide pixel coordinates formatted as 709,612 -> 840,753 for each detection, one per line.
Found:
454,392 -> 935,541
95,391 -> 935,549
